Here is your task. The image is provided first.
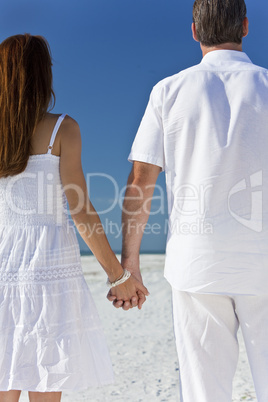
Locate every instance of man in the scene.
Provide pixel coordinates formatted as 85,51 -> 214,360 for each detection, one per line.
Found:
109,0 -> 268,400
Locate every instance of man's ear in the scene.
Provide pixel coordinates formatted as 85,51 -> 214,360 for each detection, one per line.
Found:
192,22 -> 199,42
243,17 -> 249,38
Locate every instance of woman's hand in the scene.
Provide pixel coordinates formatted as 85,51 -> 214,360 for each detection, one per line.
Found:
107,275 -> 149,311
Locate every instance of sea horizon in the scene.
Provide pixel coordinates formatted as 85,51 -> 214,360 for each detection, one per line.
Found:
80,250 -> 166,256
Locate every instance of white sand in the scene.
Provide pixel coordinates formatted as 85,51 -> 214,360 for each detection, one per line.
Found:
19,255 -> 256,401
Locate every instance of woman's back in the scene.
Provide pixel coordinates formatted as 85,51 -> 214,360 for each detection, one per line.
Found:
0,113 -> 114,391
31,113 -> 62,157
0,115 -> 66,227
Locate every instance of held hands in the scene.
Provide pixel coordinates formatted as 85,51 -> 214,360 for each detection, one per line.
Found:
106,273 -> 149,311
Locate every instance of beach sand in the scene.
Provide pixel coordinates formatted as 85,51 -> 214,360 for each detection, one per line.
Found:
19,254 -> 256,401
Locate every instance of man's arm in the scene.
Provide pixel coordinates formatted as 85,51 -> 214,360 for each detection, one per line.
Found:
109,161 -> 161,309
122,161 -> 161,275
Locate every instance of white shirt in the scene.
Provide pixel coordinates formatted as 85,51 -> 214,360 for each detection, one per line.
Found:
129,50 -> 268,295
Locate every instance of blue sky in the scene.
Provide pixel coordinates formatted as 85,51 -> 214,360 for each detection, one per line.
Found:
0,0 -> 267,253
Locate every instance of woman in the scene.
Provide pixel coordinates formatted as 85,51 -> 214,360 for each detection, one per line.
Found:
0,34 -> 148,402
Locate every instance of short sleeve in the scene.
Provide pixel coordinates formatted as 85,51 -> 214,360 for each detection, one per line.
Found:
128,85 -> 165,171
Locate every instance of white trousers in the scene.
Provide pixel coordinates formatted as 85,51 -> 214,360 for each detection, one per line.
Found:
172,289 -> 268,402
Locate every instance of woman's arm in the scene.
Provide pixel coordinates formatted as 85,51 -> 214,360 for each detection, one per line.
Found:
59,116 -> 149,309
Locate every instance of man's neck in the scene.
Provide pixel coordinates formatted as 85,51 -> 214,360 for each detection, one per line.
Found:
201,43 -> 243,57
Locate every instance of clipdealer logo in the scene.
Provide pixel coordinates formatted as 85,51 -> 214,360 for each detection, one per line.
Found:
228,171 -> 263,233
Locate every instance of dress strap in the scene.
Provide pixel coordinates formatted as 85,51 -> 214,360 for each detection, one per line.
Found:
47,114 -> 66,154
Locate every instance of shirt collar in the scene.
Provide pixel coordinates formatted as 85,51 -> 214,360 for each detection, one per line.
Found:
201,49 -> 252,65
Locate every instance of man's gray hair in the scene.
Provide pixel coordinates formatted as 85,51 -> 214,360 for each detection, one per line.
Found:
193,0 -> 247,47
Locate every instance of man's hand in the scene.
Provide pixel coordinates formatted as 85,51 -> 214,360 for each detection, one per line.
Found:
107,162 -> 159,311
106,275 -> 149,311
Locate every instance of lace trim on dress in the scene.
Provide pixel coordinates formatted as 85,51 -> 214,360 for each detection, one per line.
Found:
0,265 -> 83,284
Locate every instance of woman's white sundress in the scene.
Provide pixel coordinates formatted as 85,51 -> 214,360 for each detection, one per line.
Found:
0,114 -> 114,392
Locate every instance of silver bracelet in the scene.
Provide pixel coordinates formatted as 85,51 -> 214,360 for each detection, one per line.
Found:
107,269 -> 131,288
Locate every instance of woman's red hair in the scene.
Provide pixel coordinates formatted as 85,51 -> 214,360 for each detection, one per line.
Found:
0,34 -> 55,177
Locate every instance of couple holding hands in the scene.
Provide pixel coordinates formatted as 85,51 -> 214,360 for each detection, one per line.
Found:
2,1 -> 268,401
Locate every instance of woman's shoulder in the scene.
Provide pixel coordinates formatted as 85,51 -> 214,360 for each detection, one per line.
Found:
36,113 -> 82,156
48,114 -> 82,153
61,114 -> 81,141
45,112 -> 81,140
62,114 -> 80,131
45,112 -> 79,129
